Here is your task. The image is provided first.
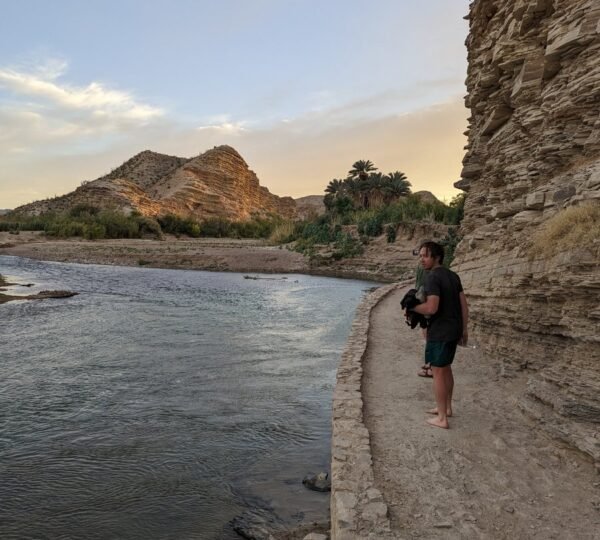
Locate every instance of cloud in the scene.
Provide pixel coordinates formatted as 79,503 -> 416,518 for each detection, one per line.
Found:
0,71 -> 468,208
1,95 -> 468,209
196,119 -> 247,135
0,62 -> 163,121
0,59 -> 165,162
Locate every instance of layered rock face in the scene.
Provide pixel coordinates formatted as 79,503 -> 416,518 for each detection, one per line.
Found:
14,146 -> 296,221
455,0 -> 600,462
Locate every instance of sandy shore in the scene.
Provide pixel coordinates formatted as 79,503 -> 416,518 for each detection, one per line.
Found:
0,231 -> 314,275
0,231 -> 414,283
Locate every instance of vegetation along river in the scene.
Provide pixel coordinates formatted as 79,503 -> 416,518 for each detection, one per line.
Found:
0,255 -> 376,539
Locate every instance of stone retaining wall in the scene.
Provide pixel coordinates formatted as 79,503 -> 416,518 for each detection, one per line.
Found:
330,282 -> 408,540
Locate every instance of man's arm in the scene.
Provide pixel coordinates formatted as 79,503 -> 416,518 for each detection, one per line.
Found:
412,295 -> 439,316
459,291 -> 469,345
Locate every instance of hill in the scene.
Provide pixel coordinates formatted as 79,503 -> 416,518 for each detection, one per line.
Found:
294,195 -> 326,220
13,146 -> 296,221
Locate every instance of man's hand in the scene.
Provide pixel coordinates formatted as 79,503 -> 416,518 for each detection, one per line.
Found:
459,331 -> 468,347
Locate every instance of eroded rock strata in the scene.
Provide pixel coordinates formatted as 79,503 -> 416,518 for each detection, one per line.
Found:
455,0 -> 600,462
13,146 -> 296,221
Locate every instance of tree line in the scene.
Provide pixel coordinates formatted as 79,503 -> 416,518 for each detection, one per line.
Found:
324,159 -> 412,211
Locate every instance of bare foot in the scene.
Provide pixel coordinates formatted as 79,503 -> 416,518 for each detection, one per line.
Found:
426,407 -> 452,417
426,417 -> 449,429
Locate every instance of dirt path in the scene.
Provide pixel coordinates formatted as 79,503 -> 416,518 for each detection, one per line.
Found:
362,287 -> 599,539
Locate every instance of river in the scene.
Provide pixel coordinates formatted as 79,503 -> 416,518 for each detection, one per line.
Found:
0,256 -> 375,539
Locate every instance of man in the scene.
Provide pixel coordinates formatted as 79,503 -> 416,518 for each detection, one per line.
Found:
408,241 -> 468,429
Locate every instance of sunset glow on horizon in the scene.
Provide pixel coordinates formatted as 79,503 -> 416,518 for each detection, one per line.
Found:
0,1 -> 470,208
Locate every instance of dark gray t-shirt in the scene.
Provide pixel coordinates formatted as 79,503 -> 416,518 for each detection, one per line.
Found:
424,266 -> 464,342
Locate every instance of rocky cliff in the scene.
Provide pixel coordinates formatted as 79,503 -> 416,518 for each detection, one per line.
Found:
13,146 -> 296,221
455,0 -> 600,463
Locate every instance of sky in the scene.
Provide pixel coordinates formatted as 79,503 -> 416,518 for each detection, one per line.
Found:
0,0 -> 471,209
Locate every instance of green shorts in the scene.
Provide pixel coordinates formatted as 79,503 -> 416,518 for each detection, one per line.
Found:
425,340 -> 458,368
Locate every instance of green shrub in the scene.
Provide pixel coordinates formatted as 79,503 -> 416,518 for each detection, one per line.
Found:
357,213 -> 383,237
0,221 -> 20,232
158,214 -> 201,237
284,189 -> 468,263
445,193 -> 465,225
83,223 -> 106,240
386,224 -> 397,243
441,227 -> 461,268
332,195 -> 355,215
136,216 -> 163,238
69,204 -> 100,218
231,217 -> 277,239
199,217 -> 231,238
0,208 -> 164,240
332,231 -> 363,259
96,210 -> 139,238
46,219 -> 86,238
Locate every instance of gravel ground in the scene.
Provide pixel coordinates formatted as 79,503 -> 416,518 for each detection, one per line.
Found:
362,288 -> 599,539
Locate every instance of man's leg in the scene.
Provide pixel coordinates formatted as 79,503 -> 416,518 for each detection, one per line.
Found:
417,328 -> 431,377
427,365 -> 450,429
446,366 -> 454,417
426,365 -> 453,417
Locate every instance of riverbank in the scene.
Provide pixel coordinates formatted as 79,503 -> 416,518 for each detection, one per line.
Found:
0,230 -> 423,283
0,231 -> 312,273
330,285 -> 599,539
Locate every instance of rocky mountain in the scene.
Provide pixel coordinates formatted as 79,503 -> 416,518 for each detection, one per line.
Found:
294,195 -> 326,220
13,146 -> 296,221
454,0 -> 600,463
413,191 -> 440,204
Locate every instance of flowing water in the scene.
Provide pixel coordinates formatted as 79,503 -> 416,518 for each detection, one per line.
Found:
0,256 -> 376,539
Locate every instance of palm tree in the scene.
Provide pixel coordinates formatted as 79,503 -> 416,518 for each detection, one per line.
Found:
357,176 -> 372,209
367,172 -> 386,208
325,178 -> 345,197
348,160 -> 377,182
343,177 -> 361,207
384,171 -> 411,203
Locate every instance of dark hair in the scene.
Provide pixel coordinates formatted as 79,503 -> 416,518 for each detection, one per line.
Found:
419,241 -> 445,264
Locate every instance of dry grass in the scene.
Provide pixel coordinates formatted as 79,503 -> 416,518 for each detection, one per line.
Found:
531,203 -> 600,257
268,220 -> 296,244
